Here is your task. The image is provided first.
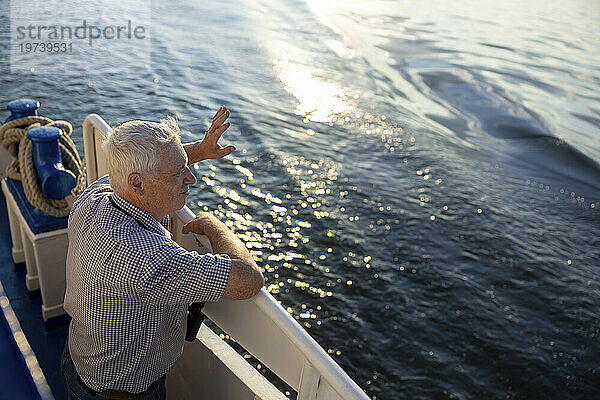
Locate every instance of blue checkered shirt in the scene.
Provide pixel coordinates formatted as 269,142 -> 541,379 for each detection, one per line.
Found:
63,175 -> 231,393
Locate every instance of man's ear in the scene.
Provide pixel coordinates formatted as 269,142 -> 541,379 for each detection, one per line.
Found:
127,173 -> 144,195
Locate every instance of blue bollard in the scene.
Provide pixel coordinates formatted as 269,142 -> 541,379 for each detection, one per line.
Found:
26,126 -> 76,200
5,99 -> 40,123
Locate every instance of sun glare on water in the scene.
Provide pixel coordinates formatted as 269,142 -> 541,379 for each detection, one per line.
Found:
276,61 -> 349,123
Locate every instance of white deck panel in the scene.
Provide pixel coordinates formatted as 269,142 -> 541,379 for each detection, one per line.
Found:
167,325 -> 287,400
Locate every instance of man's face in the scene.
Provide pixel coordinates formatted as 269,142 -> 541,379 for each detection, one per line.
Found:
144,142 -> 196,219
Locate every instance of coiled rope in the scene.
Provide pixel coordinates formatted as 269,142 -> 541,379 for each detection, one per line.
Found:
0,116 -> 86,218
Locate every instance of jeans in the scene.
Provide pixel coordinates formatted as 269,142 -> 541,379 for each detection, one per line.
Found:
61,343 -> 166,400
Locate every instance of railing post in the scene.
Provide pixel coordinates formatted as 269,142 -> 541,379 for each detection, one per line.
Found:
82,114 -> 112,183
297,360 -> 321,400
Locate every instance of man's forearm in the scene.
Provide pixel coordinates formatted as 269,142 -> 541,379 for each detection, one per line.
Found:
183,141 -> 206,165
183,212 -> 264,299
202,219 -> 262,278
204,219 -> 264,299
203,222 -> 251,262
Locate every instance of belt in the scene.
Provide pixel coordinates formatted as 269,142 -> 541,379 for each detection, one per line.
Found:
77,375 -> 159,399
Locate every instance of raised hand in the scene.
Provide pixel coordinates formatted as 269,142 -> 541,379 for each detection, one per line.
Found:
188,106 -> 236,162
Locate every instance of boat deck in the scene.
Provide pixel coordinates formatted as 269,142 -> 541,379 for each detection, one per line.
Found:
0,189 -> 68,400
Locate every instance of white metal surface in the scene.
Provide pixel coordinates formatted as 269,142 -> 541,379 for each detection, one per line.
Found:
82,114 -> 369,400
2,178 -> 24,264
82,113 -> 111,184
167,325 -> 287,400
1,180 -> 36,286
1,179 -> 68,321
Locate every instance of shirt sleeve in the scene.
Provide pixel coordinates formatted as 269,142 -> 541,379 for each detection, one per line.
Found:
135,243 -> 231,305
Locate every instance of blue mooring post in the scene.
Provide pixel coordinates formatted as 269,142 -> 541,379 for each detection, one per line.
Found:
26,126 -> 76,200
5,99 -> 40,123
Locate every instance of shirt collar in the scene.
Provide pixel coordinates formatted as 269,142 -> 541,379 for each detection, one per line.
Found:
111,193 -> 171,239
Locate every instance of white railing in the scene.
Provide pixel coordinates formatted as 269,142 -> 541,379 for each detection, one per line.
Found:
82,114 -> 111,184
83,114 -> 369,400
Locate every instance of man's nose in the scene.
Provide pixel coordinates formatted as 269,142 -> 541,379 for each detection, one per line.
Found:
184,168 -> 197,185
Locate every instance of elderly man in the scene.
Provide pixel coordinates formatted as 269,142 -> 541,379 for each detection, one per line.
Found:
61,107 -> 263,399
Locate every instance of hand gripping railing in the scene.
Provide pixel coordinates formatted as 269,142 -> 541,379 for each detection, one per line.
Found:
83,114 -> 369,400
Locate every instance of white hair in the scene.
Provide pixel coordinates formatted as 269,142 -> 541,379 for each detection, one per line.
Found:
103,116 -> 182,191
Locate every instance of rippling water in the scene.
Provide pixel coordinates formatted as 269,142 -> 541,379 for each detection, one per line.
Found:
1,0 -> 599,399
